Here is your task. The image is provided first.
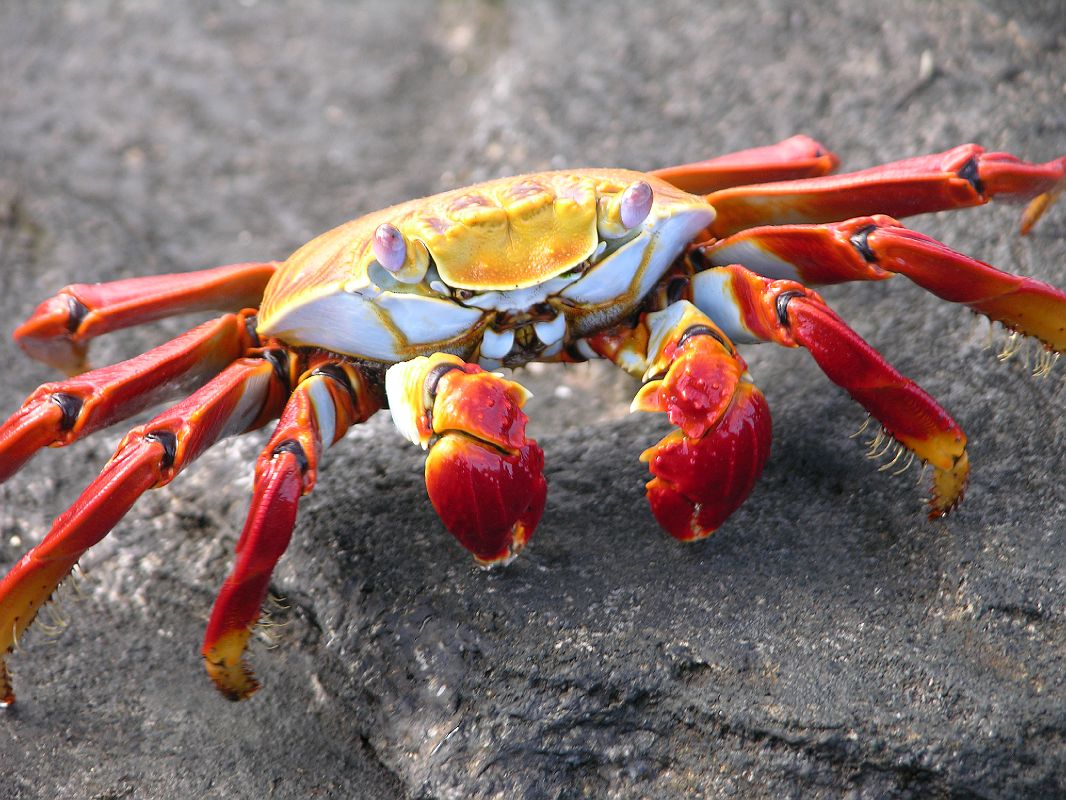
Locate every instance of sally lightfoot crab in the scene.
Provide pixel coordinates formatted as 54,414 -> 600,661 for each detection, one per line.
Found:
1,137 -> 1064,703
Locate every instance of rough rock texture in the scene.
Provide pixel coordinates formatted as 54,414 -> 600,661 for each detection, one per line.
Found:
1,1 -> 1065,798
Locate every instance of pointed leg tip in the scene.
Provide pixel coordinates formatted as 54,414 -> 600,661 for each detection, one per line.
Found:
1019,189 -> 1061,236
203,632 -> 261,701
1,661 -> 14,708
204,655 -> 261,702
928,450 -> 970,519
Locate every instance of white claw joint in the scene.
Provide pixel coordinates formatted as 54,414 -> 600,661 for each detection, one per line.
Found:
372,222 -> 431,284
386,353 -> 532,449
386,354 -> 449,448
597,180 -> 654,240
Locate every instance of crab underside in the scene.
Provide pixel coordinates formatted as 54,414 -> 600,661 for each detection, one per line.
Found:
0,136 -> 1064,702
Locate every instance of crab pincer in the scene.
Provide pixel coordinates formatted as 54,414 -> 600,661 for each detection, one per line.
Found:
386,354 -> 546,565
629,303 -> 772,541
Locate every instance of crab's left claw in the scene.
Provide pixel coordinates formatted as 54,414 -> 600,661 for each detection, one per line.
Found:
631,303 -> 772,540
387,354 -> 546,566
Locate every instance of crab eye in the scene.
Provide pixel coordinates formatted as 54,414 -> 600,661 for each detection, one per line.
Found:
454,288 -> 475,301
619,180 -> 653,229
597,180 -> 654,239
372,223 -> 407,273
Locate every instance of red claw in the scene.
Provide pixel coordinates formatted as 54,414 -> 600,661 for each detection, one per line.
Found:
387,355 -> 546,565
425,436 -> 546,565
431,367 -> 530,452
642,381 -> 772,541
634,335 -> 743,440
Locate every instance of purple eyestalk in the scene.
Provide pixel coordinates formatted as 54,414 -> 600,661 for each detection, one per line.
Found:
619,181 -> 653,229
372,223 -> 407,273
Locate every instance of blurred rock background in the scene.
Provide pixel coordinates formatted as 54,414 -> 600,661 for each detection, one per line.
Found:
0,1 -> 1064,797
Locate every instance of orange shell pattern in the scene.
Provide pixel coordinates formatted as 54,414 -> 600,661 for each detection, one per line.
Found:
258,169 -> 701,326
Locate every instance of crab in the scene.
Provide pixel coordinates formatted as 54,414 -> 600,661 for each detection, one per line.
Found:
0,136 -> 1064,703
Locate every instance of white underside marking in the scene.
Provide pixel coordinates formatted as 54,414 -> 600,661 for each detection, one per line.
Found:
480,328 -> 515,359
533,313 -> 567,346
463,277 -> 574,312
560,233 -> 650,305
220,369 -> 272,440
691,270 -> 763,344
375,293 -> 485,346
307,376 -> 337,446
385,357 -> 428,447
260,289 -> 483,361
708,239 -> 802,281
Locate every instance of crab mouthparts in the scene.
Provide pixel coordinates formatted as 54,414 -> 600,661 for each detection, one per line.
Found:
480,309 -> 568,364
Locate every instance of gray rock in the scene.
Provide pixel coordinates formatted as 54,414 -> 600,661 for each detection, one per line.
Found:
1,1 -> 1064,797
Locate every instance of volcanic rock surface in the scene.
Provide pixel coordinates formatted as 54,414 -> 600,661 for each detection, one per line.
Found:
1,1 -> 1064,797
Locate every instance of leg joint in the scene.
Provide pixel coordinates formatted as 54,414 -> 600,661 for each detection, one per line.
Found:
424,363 -> 463,403
271,439 -> 309,474
65,295 -> 89,334
50,392 -> 83,431
957,156 -> 985,196
242,313 -> 261,349
676,324 -> 731,353
310,363 -> 358,408
775,290 -> 806,327
261,348 -> 293,393
849,224 -> 878,263
144,430 -> 178,470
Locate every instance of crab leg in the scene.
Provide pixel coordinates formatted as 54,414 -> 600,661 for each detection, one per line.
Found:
692,265 -> 968,515
0,311 -> 259,483
0,352 -> 293,706
15,261 -> 277,374
203,361 -> 381,700
651,135 -> 839,194
700,215 -> 1066,352
706,145 -> 1066,237
385,353 -> 546,566
587,302 -> 772,541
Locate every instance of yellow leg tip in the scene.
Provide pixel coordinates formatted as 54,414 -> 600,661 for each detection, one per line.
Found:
929,449 -> 970,518
203,632 -> 259,701
1,659 -> 14,707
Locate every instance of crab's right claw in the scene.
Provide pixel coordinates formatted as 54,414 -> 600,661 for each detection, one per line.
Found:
388,354 -> 546,566
426,436 -> 546,566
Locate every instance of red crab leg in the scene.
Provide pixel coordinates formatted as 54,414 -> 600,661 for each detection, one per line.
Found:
0,311 -> 259,484
587,302 -> 772,541
651,135 -> 839,194
700,215 -> 1066,352
203,361 -> 381,700
648,134 -> 840,196
386,354 -> 546,566
0,352 -> 293,706
15,261 -> 277,374
692,265 -> 968,515
706,145 -> 1066,237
